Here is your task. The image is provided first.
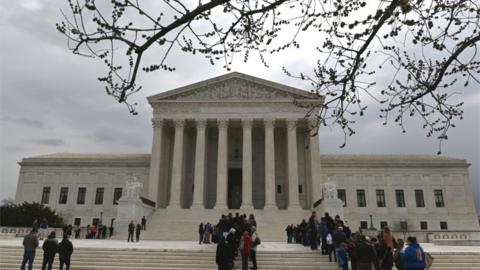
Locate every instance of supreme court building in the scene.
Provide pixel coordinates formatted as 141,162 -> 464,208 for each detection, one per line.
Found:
14,72 -> 480,241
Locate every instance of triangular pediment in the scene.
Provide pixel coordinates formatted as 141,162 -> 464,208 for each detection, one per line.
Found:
148,72 -> 320,102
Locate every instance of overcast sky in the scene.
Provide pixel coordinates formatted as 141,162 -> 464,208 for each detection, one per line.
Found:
0,0 -> 479,213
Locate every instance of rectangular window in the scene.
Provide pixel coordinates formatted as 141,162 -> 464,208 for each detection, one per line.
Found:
415,189 -> 425,207
92,218 -> 99,226
360,221 -> 368,229
434,189 -> 445,207
113,188 -> 123,205
376,189 -> 386,207
380,221 -> 388,229
41,187 -> 51,204
440,221 -> 448,230
400,221 -> 408,231
74,218 -> 81,226
337,189 -> 347,207
420,221 -> 428,230
356,189 -> 366,207
77,187 -> 86,205
94,187 -> 104,205
395,189 -> 406,207
277,185 -> 282,194
298,185 -> 303,194
58,187 -> 69,204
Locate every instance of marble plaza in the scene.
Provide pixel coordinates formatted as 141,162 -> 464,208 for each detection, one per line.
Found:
14,72 -> 480,241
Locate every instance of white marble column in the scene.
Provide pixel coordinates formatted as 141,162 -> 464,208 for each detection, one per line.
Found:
241,119 -> 253,209
168,119 -> 185,208
308,119 -> 322,209
287,119 -> 301,210
148,118 -> 163,207
264,118 -> 277,209
214,119 -> 229,209
191,119 -> 207,209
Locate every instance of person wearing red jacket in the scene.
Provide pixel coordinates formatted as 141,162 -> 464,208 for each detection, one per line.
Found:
240,231 -> 252,270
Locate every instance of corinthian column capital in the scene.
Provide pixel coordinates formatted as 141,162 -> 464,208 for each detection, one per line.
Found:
196,119 -> 207,129
152,118 -> 164,129
173,119 -> 185,129
242,118 -> 253,129
217,119 -> 229,129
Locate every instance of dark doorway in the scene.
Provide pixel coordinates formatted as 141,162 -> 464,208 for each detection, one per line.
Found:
228,168 -> 242,209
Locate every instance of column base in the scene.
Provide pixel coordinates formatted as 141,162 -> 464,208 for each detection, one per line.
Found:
263,204 -> 277,210
166,203 -> 181,209
190,203 -> 205,210
213,205 -> 228,210
240,204 -> 254,211
287,204 -> 302,211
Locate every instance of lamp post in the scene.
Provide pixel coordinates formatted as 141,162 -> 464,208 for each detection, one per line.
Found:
367,214 -> 378,238
99,211 -> 103,226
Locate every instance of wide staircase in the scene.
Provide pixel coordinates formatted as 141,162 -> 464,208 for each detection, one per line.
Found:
1,245 -> 480,270
0,245 -> 335,270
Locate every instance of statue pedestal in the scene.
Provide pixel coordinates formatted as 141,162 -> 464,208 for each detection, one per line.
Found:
316,198 -> 344,220
114,197 -> 154,236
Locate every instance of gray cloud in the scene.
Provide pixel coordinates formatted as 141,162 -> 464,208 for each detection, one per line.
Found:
27,138 -> 65,146
2,116 -> 43,128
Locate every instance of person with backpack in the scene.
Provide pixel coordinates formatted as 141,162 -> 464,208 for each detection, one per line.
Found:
21,229 -> 39,270
401,236 -> 426,270
326,231 -> 336,262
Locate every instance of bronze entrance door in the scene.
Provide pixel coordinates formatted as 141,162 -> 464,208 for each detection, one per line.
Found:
228,168 -> 242,209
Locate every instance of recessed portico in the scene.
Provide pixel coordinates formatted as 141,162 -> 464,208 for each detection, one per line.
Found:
146,72 -> 324,210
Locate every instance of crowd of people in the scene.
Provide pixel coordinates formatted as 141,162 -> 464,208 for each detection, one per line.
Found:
199,212 -> 260,270
286,211 -> 433,270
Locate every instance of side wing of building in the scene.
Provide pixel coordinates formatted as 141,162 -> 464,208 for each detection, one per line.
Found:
321,154 -> 480,234
14,153 -> 150,226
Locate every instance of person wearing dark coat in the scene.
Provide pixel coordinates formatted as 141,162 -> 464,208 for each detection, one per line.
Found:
127,221 -> 135,242
199,223 -> 205,244
21,229 -> 39,270
308,212 -> 319,250
58,235 -> 74,270
216,236 -> 233,270
135,223 -> 142,242
41,231 -> 58,270
141,216 -> 147,230
356,236 -> 377,270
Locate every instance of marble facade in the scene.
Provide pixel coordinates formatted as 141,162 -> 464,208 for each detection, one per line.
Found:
14,72 -> 480,240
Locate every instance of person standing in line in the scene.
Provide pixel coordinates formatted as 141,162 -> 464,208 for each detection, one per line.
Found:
58,234 -> 73,270
250,227 -> 260,270
198,222 -> 205,244
204,222 -> 212,244
215,236 -> 233,270
401,237 -> 426,270
39,218 -> 49,240
41,231 -> 58,270
239,231 -> 252,270
135,223 -> 142,242
127,220 -> 135,242
356,235 -> 377,270
308,211 -> 319,250
319,218 -> 328,254
21,229 -> 39,270
325,231 -> 336,262
141,216 -> 147,230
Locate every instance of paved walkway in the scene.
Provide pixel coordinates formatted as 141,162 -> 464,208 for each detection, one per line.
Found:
1,238 -> 479,253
